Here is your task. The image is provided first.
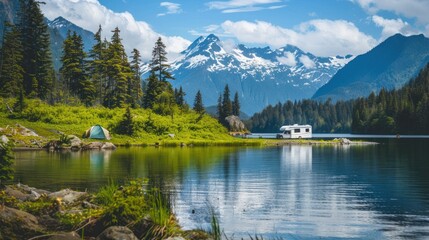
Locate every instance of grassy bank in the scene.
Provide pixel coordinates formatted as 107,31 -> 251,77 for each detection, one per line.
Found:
0,98 -> 262,147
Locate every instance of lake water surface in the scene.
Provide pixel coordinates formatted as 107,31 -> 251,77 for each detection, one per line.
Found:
13,139 -> 429,239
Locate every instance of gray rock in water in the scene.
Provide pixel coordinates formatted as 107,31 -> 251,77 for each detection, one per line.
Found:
83,142 -> 104,150
102,142 -> 117,150
225,115 -> 247,132
69,135 -> 82,149
96,226 -> 138,240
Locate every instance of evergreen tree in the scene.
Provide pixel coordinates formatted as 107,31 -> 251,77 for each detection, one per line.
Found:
222,84 -> 232,117
175,86 -> 186,108
129,48 -> 143,107
0,140 -> 14,186
104,27 -> 132,108
88,25 -> 107,105
18,0 -> 54,100
193,90 -> 204,113
217,94 -> 223,122
115,106 -> 134,135
60,31 -> 95,106
232,91 -> 240,116
142,72 -> 162,109
149,37 -> 174,82
0,22 -> 23,98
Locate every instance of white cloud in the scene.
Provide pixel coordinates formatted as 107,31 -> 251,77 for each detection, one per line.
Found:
219,19 -> 376,56
372,15 -> 418,40
207,0 -> 285,13
40,0 -> 190,61
354,0 -> 429,25
277,52 -> 296,67
158,2 -> 182,17
299,55 -> 315,69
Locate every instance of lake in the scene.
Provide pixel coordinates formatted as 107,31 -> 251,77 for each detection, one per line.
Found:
13,138 -> 429,239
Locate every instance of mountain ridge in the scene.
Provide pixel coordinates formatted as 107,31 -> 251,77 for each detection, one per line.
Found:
312,33 -> 429,101
149,34 -> 353,115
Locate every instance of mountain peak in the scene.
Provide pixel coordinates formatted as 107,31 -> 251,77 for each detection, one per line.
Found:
205,34 -> 220,42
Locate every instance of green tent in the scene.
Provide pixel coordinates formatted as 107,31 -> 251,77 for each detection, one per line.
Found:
83,125 -> 111,140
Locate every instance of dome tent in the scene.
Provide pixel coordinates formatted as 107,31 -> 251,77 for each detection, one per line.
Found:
83,125 -> 111,140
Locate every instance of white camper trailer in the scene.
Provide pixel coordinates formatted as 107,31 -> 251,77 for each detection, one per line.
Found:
276,124 -> 312,139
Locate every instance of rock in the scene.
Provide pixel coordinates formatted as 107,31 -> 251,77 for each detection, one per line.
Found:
0,206 -> 44,239
336,138 -> 352,145
83,142 -> 104,150
225,115 -> 246,132
101,142 -> 117,150
96,226 -> 138,240
69,135 -> 82,149
15,123 -> 39,136
1,135 -> 9,144
5,184 -> 51,201
168,133 -> 175,138
47,232 -> 81,240
48,189 -> 88,205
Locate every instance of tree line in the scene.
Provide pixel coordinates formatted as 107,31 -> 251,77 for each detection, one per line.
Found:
246,99 -> 353,133
351,63 -> 429,134
0,0 -> 208,117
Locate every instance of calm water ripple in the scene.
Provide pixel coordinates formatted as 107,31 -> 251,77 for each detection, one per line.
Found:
13,138 -> 429,239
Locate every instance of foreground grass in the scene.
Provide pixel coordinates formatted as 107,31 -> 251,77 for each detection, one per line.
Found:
0,98 -> 262,147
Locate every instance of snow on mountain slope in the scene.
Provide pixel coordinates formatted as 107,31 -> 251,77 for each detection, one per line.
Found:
146,34 -> 353,115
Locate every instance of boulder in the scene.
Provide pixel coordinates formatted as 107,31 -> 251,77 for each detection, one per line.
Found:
48,189 -> 88,205
15,123 -> 38,136
1,135 -> 9,144
96,226 -> 138,240
0,206 -> 44,239
225,115 -> 246,132
47,232 -> 81,240
83,142 -> 104,150
69,135 -> 82,149
5,184 -> 51,201
101,142 -> 117,150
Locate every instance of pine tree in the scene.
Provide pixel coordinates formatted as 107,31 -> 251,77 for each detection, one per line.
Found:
222,84 -> 232,118
88,25 -> 107,105
129,48 -> 143,107
142,72 -> 162,109
60,31 -> 95,106
175,86 -> 186,108
193,90 -> 204,113
150,37 -> 174,82
232,91 -> 240,116
18,0 -> 54,100
0,22 -> 23,98
116,106 -> 134,135
104,27 -> 132,108
0,140 -> 14,186
217,94 -> 223,122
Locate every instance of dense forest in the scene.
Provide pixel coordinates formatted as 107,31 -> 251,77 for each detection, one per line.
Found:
246,99 -> 354,133
0,0 -> 208,119
247,63 -> 429,135
351,63 -> 429,134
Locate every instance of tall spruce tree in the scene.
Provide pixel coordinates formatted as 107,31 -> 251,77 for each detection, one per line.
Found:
222,84 -> 232,117
175,86 -> 186,108
129,48 -> 143,107
18,0 -> 54,100
0,22 -> 23,98
60,31 -> 95,106
142,72 -> 162,109
217,94 -> 223,122
104,27 -> 132,108
88,25 -> 107,105
232,91 -> 240,116
149,37 -> 174,82
193,90 -> 204,113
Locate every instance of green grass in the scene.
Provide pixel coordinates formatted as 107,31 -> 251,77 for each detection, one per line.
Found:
0,98 -> 261,147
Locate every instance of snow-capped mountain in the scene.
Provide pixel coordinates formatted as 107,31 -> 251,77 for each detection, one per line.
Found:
155,34 -> 353,115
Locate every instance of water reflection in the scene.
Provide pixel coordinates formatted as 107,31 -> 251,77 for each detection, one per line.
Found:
13,141 -> 429,239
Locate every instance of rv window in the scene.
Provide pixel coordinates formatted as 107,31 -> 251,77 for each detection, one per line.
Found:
306,128 -> 310,132
294,129 -> 300,133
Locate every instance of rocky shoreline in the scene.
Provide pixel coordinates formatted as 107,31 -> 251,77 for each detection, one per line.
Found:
0,183 -> 209,240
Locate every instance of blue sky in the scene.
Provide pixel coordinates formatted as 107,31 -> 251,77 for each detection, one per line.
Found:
41,0 -> 428,60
